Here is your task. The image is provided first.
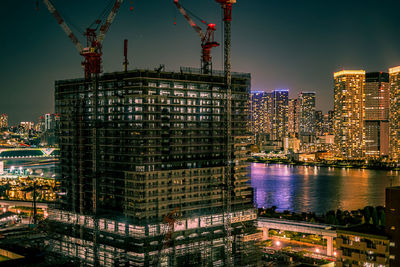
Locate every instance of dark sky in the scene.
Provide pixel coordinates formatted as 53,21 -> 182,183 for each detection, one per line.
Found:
2,0 -> 400,124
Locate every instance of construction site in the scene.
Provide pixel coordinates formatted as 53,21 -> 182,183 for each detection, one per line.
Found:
39,0 -> 261,266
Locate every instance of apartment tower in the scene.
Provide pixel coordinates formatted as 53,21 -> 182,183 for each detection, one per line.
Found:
270,89 -> 289,142
298,92 -> 316,143
250,91 -> 272,142
288,98 -> 298,137
364,72 -> 389,157
389,66 -> 400,161
334,70 -> 365,159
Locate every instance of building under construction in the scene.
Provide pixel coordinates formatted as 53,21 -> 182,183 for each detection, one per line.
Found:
46,67 -> 260,266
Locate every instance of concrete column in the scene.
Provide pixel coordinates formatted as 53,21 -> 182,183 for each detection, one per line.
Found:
262,227 -> 269,240
325,236 -> 333,256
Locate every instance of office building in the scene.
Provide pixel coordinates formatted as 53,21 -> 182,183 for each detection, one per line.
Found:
334,70 -> 365,159
364,72 -> 389,157
386,186 -> 400,266
0,114 -> 8,129
270,89 -> 288,142
389,66 -> 400,161
48,67 -> 259,266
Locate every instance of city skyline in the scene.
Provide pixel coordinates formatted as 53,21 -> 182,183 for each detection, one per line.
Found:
3,0 -> 400,123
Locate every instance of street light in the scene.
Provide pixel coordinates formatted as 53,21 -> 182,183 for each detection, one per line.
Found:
275,241 -> 281,246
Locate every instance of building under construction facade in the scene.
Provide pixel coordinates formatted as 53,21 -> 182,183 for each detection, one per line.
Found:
47,67 -> 260,266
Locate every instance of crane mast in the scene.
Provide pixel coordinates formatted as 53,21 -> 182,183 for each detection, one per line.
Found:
215,0 -> 235,266
174,0 -> 220,74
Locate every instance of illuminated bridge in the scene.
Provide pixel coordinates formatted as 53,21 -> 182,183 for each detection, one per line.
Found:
257,217 -> 337,256
0,148 -> 59,159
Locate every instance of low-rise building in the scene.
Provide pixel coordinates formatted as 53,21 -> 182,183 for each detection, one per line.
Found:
336,225 -> 390,267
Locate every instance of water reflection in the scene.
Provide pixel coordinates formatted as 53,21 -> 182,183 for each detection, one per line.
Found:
251,163 -> 400,214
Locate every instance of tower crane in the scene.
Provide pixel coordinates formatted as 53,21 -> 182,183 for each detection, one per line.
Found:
214,0 -> 236,266
42,0 -> 124,79
173,0 -> 219,74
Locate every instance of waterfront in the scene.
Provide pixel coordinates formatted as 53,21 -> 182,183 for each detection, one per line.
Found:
251,163 -> 400,214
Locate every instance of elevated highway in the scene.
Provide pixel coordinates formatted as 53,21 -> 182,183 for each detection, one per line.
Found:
257,217 -> 337,256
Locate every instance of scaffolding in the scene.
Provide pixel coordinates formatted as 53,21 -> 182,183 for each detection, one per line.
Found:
46,208 -> 257,266
52,68 -> 259,266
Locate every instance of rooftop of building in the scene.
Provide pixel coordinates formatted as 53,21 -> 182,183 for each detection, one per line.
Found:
337,224 -> 388,239
55,66 -> 251,85
389,66 -> 400,74
333,70 -> 365,77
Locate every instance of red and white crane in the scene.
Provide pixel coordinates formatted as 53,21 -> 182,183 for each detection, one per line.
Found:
42,0 -> 124,79
173,0 -> 219,74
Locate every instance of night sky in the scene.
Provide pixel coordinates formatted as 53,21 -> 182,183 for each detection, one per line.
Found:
2,0 -> 400,123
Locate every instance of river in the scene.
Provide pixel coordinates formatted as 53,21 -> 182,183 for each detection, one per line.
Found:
251,163 -> 400,214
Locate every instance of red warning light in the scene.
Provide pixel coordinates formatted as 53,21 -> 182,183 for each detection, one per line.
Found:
130,6 -> 133,11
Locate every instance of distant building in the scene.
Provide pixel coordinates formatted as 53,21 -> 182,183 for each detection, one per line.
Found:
271,90 -> 288,142
288,98 -> 298,137
323,110 -> 334,135
37,116 -> 45,132
42,113 -> 60,132
336,225 -> 390,267
250,91 -> 272,143
389,66 -> 400,161
298,92 -> 316,139
19,121 -> 34,131
386,186 -> 400,266
334,70 -> 365,159
0,114 -> 8,129
315,110 -> 323,136
364,72 -> 389,157
284,136 -> 300,154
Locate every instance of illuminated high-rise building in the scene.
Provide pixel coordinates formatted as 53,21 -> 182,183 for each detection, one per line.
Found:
364,72 -> 389,157
389,66 -> 400,161
298,92 -> 316,143
334,70 -> 365,159
250,91 -> 272,141
323,110 -> 334,135
270,89 -> 288,141
0,114 -> 7,129
315,110 -> 323,136
288,99 -> 298,137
